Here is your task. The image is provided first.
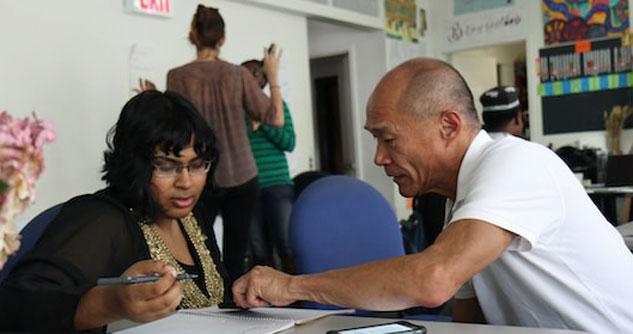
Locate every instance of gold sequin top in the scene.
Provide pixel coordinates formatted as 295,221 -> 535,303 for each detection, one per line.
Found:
139,213 -> 224,308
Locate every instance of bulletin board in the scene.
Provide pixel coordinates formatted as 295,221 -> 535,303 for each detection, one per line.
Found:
538,37 -> 633,134
542,87 -> 633,134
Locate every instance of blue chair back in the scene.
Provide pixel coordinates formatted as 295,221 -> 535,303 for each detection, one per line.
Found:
0,203 -> 63,283
290,175 -> 404,310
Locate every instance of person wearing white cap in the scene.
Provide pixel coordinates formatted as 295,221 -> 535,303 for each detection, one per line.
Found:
480,86 -> 526,138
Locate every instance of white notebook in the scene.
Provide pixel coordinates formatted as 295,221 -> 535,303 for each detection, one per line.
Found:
113,306 -> 353,334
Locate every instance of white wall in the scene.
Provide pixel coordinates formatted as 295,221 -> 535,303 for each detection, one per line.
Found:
450,42 -> 526,119
307,19 -> 394,205
427,0 -> 633,151
451,53 -> 498,120
237,0 -> 383,29
0,0 -> 313,229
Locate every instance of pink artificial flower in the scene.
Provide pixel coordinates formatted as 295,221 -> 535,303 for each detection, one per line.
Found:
0,111 -> 55,268
31,118 -> 56,153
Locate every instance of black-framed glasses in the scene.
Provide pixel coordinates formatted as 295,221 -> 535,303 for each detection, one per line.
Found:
152,158 -> 212,177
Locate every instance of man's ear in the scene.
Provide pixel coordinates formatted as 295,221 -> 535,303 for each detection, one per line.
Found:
439,110 -> 462,141
217,37 -> 226,49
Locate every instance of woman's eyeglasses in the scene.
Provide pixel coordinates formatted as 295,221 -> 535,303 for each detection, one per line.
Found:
152,158 -> 212,177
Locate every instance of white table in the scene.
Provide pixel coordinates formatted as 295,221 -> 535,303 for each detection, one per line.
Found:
584,185 -> 633,195
585,185 -> 633,224
109,314 -> 589,334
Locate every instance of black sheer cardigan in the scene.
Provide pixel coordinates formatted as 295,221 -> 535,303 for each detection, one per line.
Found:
0,189 -> 230,332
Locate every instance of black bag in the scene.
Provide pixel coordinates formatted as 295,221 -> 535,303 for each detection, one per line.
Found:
400,210 -> 427,255
399,194 -> 450,317
400,193 -> 447,254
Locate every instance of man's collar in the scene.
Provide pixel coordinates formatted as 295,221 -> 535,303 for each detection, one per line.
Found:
454,130 -> 493,203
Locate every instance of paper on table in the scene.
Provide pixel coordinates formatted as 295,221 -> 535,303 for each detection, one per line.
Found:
113,306 -> 354,334
192,306 -> 354,325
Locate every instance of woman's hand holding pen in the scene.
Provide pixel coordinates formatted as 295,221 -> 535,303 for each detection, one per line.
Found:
74,260 -> 183,330
106,260 -> 183,323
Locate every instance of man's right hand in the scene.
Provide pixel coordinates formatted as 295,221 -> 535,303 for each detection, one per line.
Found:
232,265 -> 296,308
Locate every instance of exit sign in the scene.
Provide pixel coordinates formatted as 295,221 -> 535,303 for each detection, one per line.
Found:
124,0 -> 172,17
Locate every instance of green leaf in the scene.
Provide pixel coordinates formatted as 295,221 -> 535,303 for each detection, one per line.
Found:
0,180 -> 7,193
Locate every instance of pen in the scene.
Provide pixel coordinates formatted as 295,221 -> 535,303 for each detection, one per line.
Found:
96,273 -> 198,285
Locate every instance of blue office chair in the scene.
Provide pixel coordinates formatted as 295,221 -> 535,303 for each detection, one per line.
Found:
289,175 -> 404,310
0,203 -> 63,283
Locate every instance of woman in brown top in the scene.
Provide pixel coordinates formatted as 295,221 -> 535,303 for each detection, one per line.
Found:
167,4 -> 284,282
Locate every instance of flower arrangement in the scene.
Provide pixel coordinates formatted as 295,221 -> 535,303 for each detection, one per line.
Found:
0,111 -> 55,269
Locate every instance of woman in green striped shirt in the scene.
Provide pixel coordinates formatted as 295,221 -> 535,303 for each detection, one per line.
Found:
242,59 -> 296,273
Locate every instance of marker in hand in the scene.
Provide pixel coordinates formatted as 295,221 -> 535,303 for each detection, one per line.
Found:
97,273 -> 198,285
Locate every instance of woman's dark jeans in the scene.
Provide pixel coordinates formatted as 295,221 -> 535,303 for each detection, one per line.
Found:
250,184 -> 294,269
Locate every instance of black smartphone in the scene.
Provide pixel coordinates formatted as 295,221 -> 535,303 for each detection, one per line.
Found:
217,301 -> 247,310
268,43 -> 275,54
326,321 -> 426,334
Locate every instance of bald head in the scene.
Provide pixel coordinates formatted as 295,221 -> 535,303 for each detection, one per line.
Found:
370,58 -> 480,129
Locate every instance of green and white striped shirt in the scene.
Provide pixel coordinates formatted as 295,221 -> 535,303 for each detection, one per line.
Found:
246,101 -> 295,189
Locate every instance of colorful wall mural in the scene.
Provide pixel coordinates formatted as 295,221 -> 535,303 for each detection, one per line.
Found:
543,0 -> 630,45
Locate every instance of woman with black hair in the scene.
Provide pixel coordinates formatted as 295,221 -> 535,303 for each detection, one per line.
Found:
0,91 -> 229,332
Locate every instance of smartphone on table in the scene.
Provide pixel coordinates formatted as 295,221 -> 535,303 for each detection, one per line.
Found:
326,321 -> 426,334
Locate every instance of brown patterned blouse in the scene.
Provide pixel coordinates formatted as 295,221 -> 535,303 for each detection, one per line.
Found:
168,60 -> 278,187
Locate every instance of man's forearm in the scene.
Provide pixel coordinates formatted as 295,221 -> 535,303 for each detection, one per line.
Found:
263,219 -> 513,311
287,253 -> 453,311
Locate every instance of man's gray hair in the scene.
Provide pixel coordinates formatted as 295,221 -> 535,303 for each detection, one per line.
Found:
398,59 -> 480,129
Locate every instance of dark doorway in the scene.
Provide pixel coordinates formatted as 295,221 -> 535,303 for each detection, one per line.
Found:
310,54 -> 355,175
313,76 -> 344,174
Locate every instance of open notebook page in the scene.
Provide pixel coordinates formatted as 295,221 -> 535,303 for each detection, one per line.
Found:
114,306 -> 353,334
